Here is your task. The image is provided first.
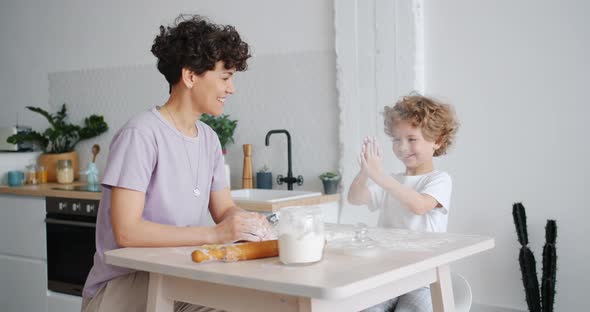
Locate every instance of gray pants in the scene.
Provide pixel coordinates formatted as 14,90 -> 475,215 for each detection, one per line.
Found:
362,287 -> 433,312
81,271 -> 224,312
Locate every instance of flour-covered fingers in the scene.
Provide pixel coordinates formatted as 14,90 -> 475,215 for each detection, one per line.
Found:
372,137 -> 379,156
365,138 -> 375,158
237,232 -> 260,242
240,212 -> 271,241
360,151 -> 368,166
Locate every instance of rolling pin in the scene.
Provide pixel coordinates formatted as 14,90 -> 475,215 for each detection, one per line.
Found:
191,240 -> 278,263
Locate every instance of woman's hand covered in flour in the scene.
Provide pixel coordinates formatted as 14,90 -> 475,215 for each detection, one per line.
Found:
215,210 -> 272,243
360,136 -> 384,180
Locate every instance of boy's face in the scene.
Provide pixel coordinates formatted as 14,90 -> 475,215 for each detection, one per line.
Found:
191,61 -> 236,116
391,120 -> 440,174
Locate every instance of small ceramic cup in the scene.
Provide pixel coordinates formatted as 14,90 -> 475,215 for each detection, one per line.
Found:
7,171 -> 25,187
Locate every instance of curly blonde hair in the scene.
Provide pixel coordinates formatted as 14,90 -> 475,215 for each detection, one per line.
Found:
384,94 -> 459,156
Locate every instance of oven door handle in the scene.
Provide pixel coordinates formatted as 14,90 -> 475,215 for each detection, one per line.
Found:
45,218 -> 96,228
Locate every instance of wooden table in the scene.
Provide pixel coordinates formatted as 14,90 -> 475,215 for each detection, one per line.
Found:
105,226 -> 494,312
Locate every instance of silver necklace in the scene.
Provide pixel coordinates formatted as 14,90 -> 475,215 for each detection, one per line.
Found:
164,106 -> 201,197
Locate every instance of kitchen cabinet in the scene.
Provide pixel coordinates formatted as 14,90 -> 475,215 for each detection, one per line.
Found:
0,254 -> 47,312
0,194 -> 48,312
320,200 -> 339,223
0,195 -> 46,258
48,291 -> 82,312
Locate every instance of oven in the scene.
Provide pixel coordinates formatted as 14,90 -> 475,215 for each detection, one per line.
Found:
45,196 -> 99,296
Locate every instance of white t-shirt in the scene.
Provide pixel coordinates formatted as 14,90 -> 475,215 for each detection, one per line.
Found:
368,170 -> 452,232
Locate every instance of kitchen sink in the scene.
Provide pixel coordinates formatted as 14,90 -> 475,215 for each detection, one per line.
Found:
230,189 -> 321,204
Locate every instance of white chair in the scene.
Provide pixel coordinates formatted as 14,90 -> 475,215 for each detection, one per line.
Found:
451,273 -> 472,312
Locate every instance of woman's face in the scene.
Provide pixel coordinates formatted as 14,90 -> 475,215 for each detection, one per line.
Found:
192,61 -> 236,116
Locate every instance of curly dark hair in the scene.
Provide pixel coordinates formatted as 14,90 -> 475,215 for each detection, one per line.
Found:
384,94 -> 459,157
151,14 -> 251,88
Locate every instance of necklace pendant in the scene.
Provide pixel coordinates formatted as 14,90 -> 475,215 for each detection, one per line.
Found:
193,188 -> 201,197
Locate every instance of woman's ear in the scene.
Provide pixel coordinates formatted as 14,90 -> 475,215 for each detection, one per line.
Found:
181,68 -> 196,89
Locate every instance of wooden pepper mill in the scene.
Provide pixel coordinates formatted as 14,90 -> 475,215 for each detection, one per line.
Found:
242,144 -> 253,189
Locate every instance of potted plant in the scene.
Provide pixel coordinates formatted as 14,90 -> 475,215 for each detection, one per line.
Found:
199,113 -> 238,154
200,114 -> 237,186
319,171 -> 340,194
256,165 -> 272,189
512,203 -> 557,312
7,104 -> 108,182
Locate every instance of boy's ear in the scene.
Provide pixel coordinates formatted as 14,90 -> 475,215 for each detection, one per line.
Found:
433,139 -> 442,151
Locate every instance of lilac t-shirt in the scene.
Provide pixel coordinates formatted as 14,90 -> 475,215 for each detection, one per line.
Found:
82,107 -> 227,298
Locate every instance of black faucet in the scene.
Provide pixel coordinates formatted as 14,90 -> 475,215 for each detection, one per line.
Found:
265,129 -> 303,190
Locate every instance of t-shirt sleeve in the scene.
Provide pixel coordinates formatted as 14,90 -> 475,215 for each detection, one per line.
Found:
420,172 -> 452,215
367,180 -> 385,212
101,128 -> 157,192
209,135 -> 228,191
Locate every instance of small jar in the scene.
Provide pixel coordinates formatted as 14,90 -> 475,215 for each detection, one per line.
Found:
25,165 -> 38,185
36,165 -> 47,184
57,160 -> 74,184
278,206 -> 325,265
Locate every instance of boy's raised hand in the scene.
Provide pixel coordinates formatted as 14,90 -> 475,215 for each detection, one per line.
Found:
360,136 -> 384,180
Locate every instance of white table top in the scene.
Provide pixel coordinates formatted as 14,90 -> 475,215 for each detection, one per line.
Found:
105,225 -> 494,300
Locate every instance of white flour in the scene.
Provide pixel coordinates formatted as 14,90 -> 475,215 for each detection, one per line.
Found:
278,232 -> 325,264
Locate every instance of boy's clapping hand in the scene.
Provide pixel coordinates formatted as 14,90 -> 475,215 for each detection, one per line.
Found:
359,136 -> 384,180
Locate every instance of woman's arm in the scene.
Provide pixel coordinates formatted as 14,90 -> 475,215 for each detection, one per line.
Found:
208,188 -> 271,242
110,187 -> 218,247
110,187 -> 272,247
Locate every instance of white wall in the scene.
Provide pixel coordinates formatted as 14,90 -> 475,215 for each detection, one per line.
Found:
335,0 -> 423,225
0,0 -> 337,191
335,0 -> 586,310
425,0 -> 589,310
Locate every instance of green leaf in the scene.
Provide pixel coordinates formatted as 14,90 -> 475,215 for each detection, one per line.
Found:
15,103 -> 109,153
319,171 -> 340,180
26,106 -> 57,128
200,113 -> 238,151
7,131 -> 49,152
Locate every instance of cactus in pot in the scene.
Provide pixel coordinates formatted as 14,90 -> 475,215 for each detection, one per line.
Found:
512,203 -> 557,312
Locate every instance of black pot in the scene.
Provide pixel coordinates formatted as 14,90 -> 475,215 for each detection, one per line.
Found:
321,178 -> 340,194
256,172 -> 273,189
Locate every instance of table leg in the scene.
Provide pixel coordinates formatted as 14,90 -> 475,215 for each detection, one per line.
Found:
147,273 -> 174,312
430,264 -> 455,312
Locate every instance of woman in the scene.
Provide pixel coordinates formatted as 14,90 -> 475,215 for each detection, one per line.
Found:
82,14 -> 271,312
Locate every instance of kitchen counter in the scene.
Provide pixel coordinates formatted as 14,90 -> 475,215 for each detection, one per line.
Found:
0,182 -> 101,200
0,184 -> 339,212
234,193 -> 340,212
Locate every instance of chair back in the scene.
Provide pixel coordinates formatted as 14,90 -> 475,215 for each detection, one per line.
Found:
451,273 -> 472,312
